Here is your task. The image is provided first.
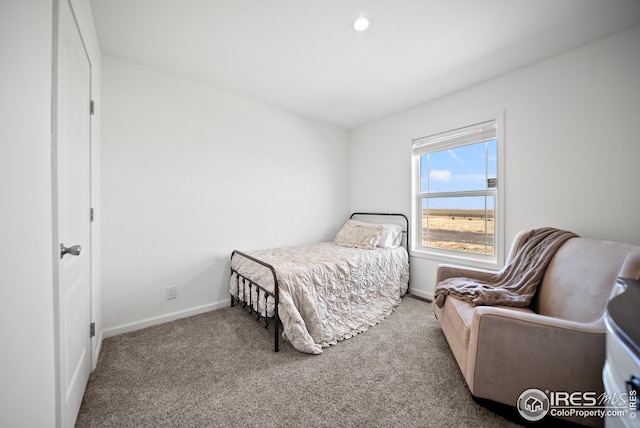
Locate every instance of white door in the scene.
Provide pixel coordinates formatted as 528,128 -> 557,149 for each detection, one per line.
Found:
54,1 -> 92,426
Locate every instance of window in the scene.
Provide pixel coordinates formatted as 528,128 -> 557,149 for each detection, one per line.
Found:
411,114 -> 504,266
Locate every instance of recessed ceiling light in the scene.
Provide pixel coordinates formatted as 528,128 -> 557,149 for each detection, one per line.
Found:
353,16 -> 369,32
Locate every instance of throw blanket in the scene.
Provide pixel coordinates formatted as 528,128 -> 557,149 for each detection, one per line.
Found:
434,227 -> 578,308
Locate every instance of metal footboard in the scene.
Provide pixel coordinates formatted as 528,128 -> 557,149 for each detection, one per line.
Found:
230,250 -> 281,352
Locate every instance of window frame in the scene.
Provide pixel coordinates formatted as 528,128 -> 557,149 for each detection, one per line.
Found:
410,111 -> 505,269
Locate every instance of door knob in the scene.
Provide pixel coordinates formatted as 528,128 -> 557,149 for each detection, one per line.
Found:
60,243 -> 81,259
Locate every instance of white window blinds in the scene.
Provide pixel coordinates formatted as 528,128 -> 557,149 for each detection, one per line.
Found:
412,120 -> 497,155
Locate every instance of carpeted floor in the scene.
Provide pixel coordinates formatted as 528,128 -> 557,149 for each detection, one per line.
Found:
76,295 -> 526,428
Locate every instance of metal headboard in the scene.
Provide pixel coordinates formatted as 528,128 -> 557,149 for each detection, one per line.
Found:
349,212 -> 410,258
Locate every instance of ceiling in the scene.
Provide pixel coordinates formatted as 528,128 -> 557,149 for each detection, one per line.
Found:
89,0 -> 640,130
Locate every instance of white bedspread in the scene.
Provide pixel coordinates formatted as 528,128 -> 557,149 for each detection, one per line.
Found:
229,242 -> 409,354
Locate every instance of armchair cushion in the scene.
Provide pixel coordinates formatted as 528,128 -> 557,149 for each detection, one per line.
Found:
534,239 -> 640,322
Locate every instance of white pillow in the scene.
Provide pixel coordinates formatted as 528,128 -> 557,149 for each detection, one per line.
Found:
378,223 -> 403,248
335,220 -> 384,249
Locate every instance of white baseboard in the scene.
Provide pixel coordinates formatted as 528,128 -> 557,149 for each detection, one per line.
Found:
102,300 -> 230,339
408,288 -> 433,301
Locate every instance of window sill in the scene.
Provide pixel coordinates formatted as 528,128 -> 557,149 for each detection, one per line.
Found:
410,247 -> 502,270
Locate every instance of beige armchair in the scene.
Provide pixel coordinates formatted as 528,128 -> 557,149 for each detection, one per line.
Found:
434,230 -> 640,427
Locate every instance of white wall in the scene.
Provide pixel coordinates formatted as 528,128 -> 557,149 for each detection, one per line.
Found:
350,26 -> 640,299
0,1 -> 56,426
101,55 -> 350,335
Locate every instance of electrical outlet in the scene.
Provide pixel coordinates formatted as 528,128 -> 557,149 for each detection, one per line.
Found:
166,285 -> 177,300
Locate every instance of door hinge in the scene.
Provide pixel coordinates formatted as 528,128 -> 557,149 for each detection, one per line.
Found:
90,207 -> 94,222
90,322 -> 95,338
90,100 -> 95,115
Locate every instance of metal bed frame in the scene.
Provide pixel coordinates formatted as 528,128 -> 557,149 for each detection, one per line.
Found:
229,212 -> 410,352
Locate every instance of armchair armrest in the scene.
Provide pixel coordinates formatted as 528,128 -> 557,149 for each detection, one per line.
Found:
466,306 -> 606,407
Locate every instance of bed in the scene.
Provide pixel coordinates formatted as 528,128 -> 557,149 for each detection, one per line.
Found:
229,213 -> 410,354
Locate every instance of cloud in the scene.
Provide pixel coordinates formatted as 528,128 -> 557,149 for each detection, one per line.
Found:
430,169 -> 452,181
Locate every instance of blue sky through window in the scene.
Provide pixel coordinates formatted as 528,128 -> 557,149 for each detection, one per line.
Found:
420,139 -> 497,210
